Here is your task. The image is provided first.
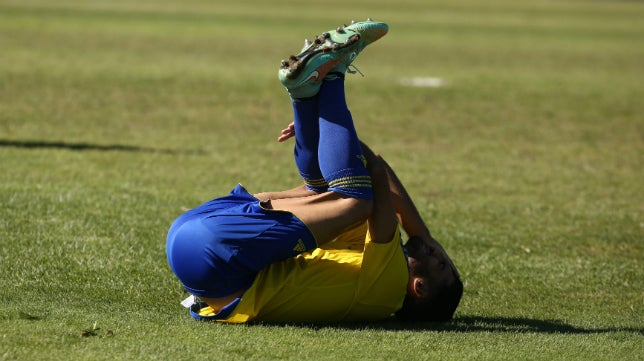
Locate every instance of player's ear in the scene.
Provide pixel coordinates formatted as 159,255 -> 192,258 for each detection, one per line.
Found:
411,277 -> 429,298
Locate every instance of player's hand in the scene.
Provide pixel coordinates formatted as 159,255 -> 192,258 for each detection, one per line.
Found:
277,122 -> 295,142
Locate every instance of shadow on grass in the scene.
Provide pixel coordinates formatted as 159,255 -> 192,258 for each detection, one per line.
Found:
0,139 -> 202,155
267,316 -> 643,335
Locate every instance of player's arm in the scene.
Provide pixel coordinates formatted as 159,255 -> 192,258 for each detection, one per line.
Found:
360,142 -> 430,240
363,145 -> 398,244
361,142 -> 451,255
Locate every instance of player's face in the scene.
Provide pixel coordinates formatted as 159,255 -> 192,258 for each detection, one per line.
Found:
404,236 -> 458,299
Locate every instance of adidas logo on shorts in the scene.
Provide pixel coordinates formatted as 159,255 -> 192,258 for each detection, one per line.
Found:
293,239 -> 307,253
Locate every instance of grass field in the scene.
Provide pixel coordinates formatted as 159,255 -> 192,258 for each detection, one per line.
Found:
1,0 -> 642,359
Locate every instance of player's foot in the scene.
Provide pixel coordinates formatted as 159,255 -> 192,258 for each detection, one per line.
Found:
278,25 -> 362,99
325,19 -> 389,80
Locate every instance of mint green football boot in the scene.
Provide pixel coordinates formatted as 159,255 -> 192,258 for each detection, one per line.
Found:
278,25 -> 363,99
325,19 -> 389,80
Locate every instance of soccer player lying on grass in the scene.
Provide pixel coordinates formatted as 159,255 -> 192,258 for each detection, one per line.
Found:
165,19 -> 462,323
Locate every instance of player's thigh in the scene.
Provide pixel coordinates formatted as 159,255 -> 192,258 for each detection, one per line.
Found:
268,192 -> 372,244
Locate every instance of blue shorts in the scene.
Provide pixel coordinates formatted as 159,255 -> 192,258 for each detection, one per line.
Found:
166,184 -> 317,298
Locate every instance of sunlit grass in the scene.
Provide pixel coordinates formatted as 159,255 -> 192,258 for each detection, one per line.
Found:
1,0 -> 642,360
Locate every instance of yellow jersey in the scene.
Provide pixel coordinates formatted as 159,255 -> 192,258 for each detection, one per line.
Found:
217,222 -> 409,323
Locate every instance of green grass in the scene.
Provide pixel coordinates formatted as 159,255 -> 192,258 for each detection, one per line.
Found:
1,0 -> 642,359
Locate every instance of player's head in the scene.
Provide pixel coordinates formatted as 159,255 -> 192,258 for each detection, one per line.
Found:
396,236 -> 463,322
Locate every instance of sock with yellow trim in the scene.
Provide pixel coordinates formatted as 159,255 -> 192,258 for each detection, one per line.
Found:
292,98 -> 328,192
317,78 -> 372,199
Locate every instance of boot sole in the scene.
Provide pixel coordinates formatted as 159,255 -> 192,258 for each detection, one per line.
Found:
280,33 -> 361,81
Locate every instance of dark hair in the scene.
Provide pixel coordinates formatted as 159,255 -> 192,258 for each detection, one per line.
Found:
395,272 -> 463,322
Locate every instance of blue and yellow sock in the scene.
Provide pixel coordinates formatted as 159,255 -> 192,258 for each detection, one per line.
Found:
292,99 -> 328,192
317,78 -> 373,199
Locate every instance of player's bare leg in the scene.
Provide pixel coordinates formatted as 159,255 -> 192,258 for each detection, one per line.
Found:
267,192 -> 372,245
